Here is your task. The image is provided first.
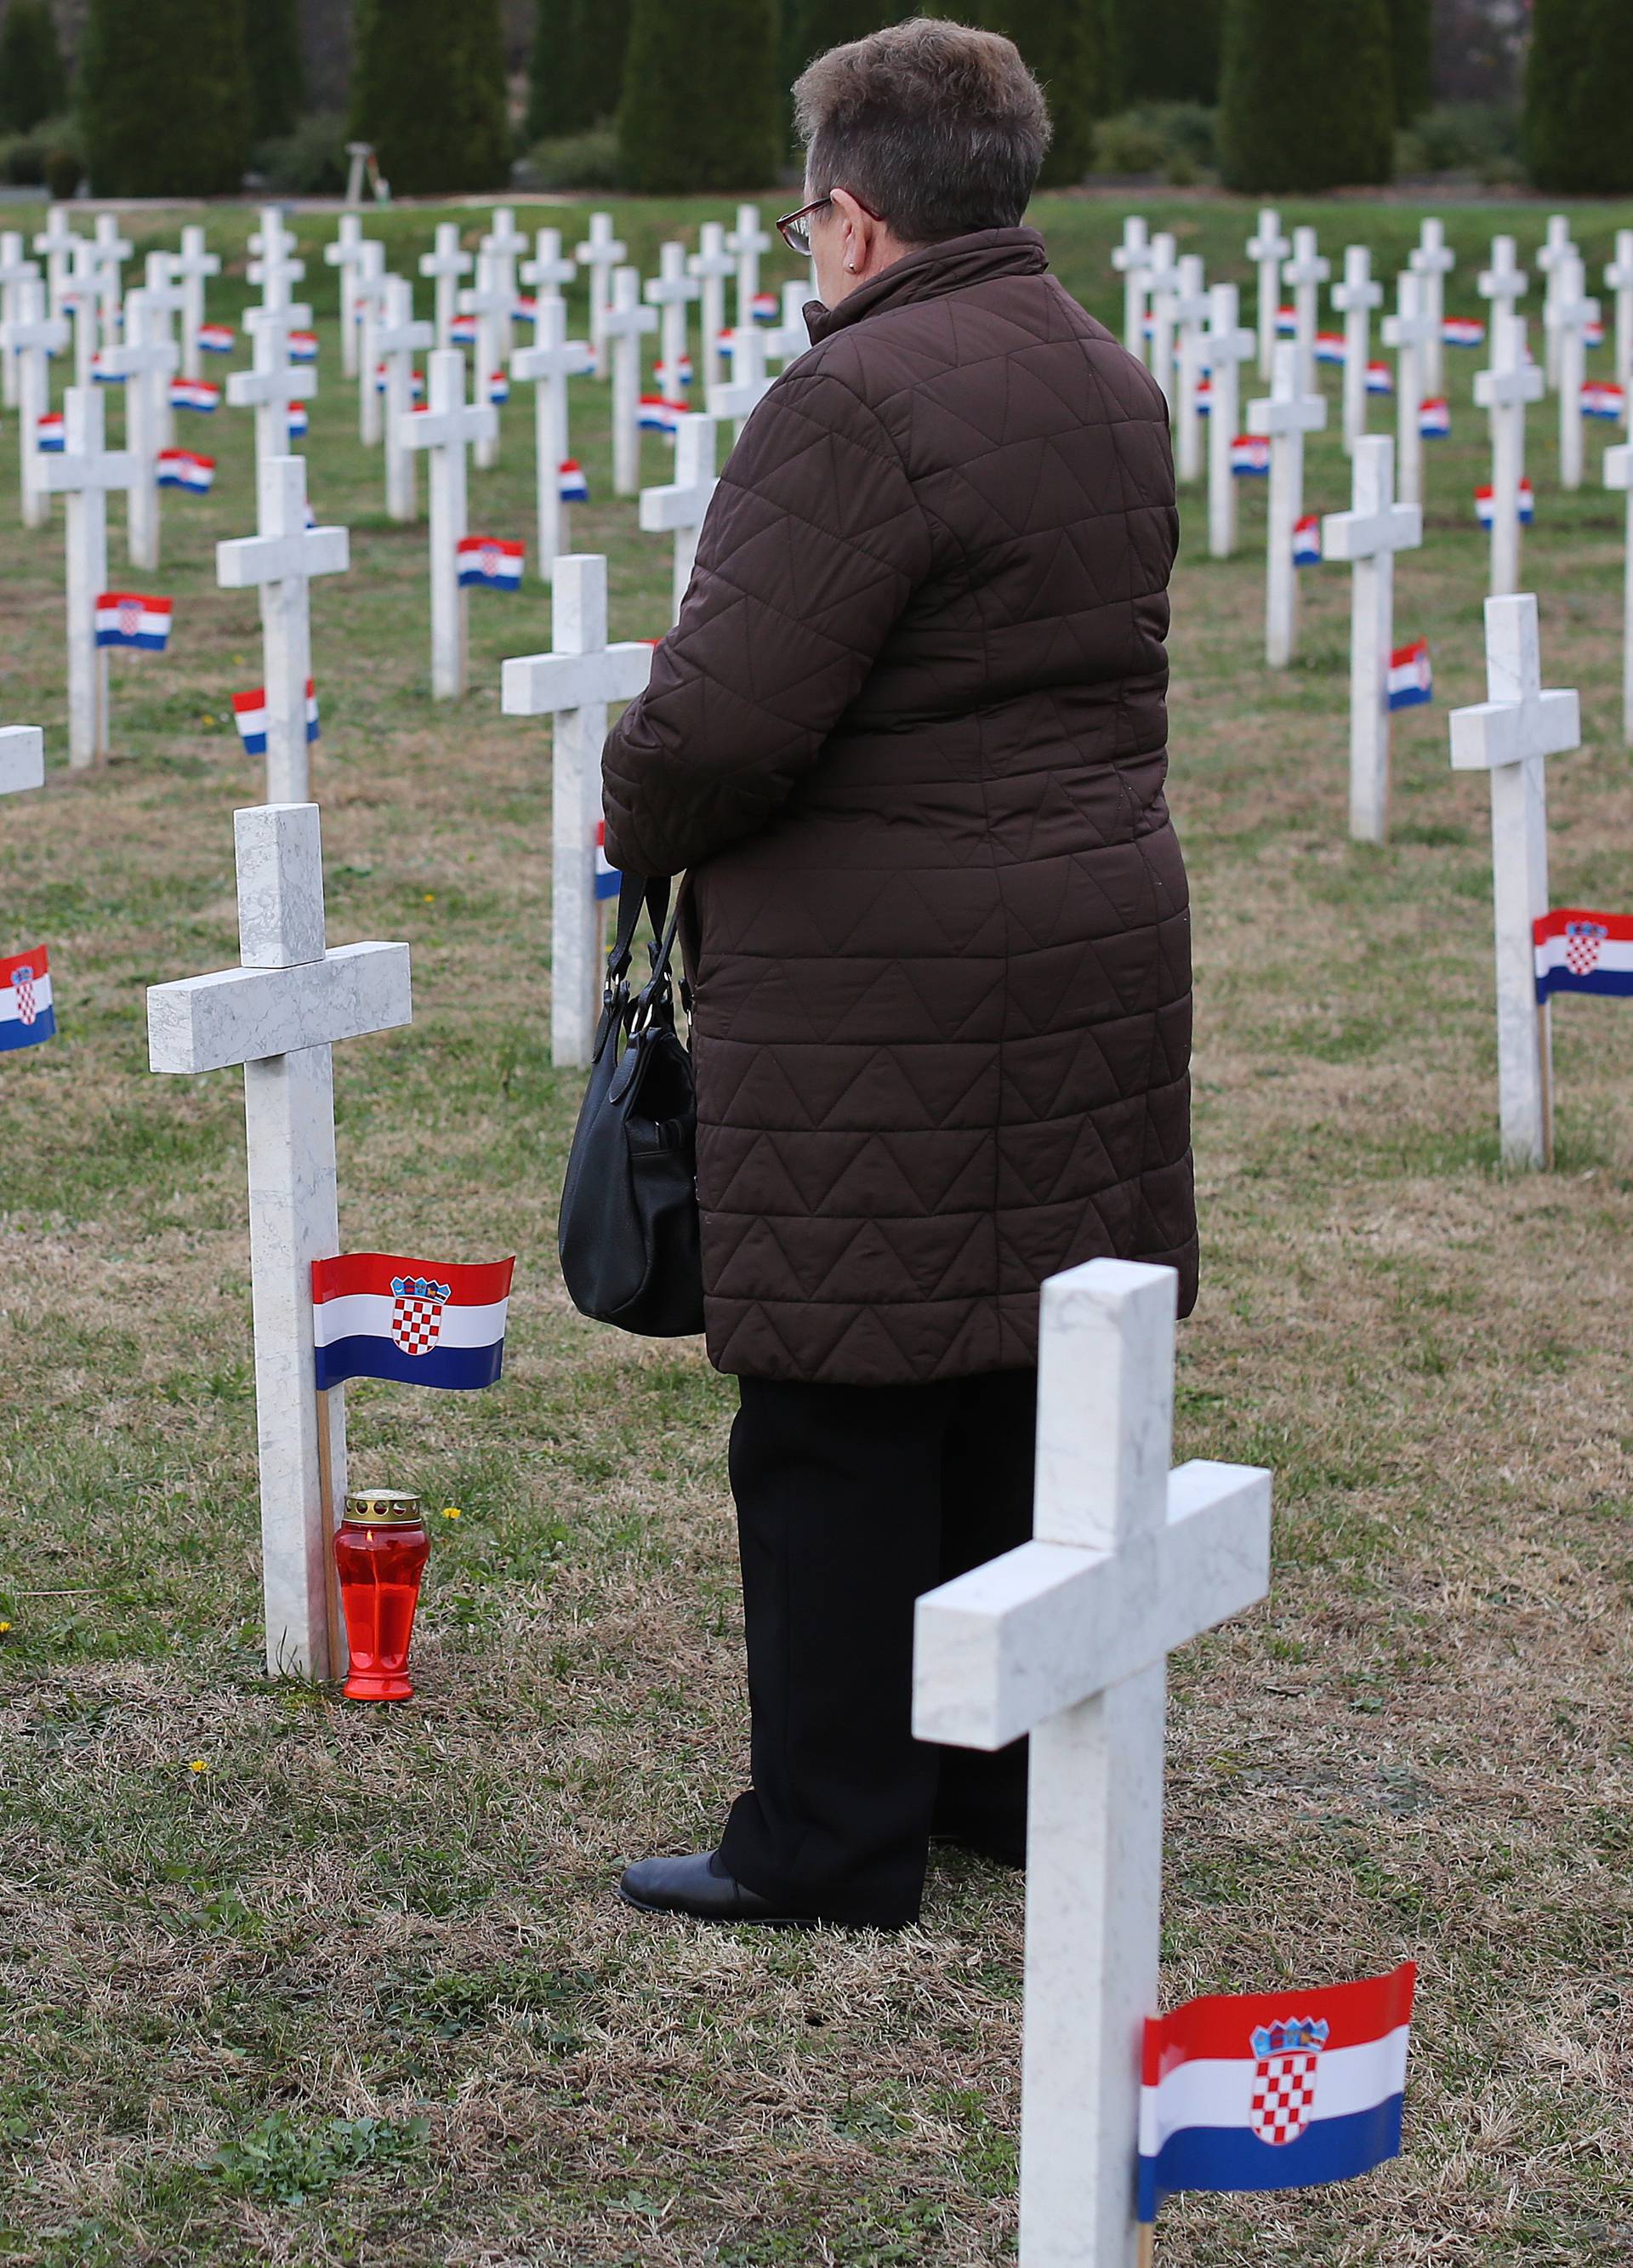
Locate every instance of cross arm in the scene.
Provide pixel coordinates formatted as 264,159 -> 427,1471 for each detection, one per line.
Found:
40,447 -> 134,493
912,1459 -> 1271,1751
1606,444 -> 1633,493
640,481 -> 717,534
1449,688 -> 1580,772
1320,502 -> 1423,561
148,942 -> 412,1074
217,527 -> 350,586
0,727 -> 44,796
1474,364 -> 1545,409
502,645 -> 655,715
511,340 -> 592,382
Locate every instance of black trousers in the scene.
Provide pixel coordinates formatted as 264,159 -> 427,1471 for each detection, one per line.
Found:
715,1369 -> 1037,1928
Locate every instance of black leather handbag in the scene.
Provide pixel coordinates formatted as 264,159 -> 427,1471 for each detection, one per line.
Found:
557,870 -> 705,1337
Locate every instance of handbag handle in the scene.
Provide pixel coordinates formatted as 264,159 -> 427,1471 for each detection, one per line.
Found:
606,869 -> 671,989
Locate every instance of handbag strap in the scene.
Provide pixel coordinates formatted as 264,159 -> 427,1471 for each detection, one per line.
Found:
606,869 -> 671,987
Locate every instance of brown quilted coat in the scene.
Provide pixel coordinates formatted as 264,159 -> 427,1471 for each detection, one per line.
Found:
601,226 -> 1197,1386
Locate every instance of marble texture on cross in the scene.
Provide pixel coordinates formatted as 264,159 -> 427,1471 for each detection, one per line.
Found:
1544,254 -> 1598,492
39,385 -> 133,768
171,224 -> 220,382
401,347 -> 497,699
1602,443 -> 1633,746
1171,255 -> 1209,488
512,299 -> 593,584
708,322 -> 773,439
1144,233 -> 1179,415
230,305 -> 318,478
1111,216 -> 1151,364
65,236 -> 97,387
1381,270 -> 1435,510
1408,217 -> 1456,396
1322,434 -> 1423,845
605,265 -> 658,497
1605,232 -> 1633,412
689,223 -> 737,392
419,220 -> 473,351
0,725 -> 44,798
0,276 -> 67,529
218,453 -> 349,803
646,241 -> 700,399
139,253 -> 187,449
1204,283 -> 1255,561
1449,594 -> 1579,1169
1475,304 -> 1544,598
575,211 -> 626,379
640,412 -> 719,624
1245,339 -> 1326,670
914,1258 -> 1271,2268
323,214 -> 368,379
521,225 -> 576,308
32,205 -> 80,323
147,802 -> 412,1682
726,204 -> 771,332
89,214 -> 131,351
1282,225 -> 1329,396
376,276 -> 433,523
500,555 -> 655,1068
458,251 -> 511,469
353,241 -> 390,449
1245,207 -> 1289,379
479,206 -> 528,365
0,231 -> 38,409
1331,244 -> 1383,453
100,288 -> 177,572
1536,214 -> 1576,389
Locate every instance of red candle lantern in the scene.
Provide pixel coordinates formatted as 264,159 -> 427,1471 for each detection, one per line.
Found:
334,1489 -> 430,1701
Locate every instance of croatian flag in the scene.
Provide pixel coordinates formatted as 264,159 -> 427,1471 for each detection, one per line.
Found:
1196,378 -> 1212,418
639,393 -> 688,433
457,535 -> 525,590
669,351 -> 694,388
1366,361 -> 1394,396
1419,396 -> 1450,438
1533,908 -> 1633,1000
450,312 -> 478,345
488,369 -> 509,405
287,403 -> 309,438
288,330 -> 318,363
1138,1963 -> 1415,2223
156,448 -> 214,492
375,362 -> 426,399
515,295 -> 538,324
1387,639 -> 1433,709
1586,314 -> 1605,348
171,377 -> 219,413
232,678 -> 319,756
1581,380 -> 1624,421
559,459 -> 588,501
95,592 -> 172,651
1293,514 -> 1322,566
595,818 -> 619,901
750,291 -> 780,323
37,411 -> 63,451
1232,434 -> 1270,476
198,322 -> 235,355
1442,316 -> 1486,348
1476,479 -> 1535,525
1277,305 -> 1297,336
311,1251 -> 516,1392
0,943 -> 54,1053
90,356 -> 125,385
1314,332 -> 1346,366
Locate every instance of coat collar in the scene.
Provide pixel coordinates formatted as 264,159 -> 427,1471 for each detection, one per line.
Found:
803,225 -> 1049,345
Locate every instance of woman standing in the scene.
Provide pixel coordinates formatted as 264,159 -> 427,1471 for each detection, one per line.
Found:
604,17 -> 1194,1929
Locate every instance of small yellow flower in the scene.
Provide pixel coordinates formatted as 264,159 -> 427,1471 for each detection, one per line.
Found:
202,713 -> 216,727
0,1621 -> 11,1634
441,1505 -> 463,1521
189,1758 -> 209,1773
423,892 -> 435,903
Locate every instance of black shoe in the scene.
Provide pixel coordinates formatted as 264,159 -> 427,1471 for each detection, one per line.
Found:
931,1824 -> 1027,1872
617,1849 -> 813,1926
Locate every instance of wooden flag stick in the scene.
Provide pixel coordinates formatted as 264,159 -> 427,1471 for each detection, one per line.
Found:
1137,2221 -> 1156,2268
315,1382 -> 348,1680
1537,1001 -> 1556,1171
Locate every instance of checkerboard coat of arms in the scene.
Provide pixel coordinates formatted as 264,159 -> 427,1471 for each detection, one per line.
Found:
390,1274 -> 452,1356
12,965 -> 37,1025
1564,919 -> 1609,977
1249,2015 -> 1330,2145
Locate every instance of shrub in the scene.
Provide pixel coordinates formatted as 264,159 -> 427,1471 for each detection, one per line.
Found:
1093,102 -> 1215,180
519,123 -> 623,192
246,0 -> 303,143
0,0 -> 67,132
788,0 -> 900,70
530,0 -> 633,142
81,0 -> 252,197
1385,0 -> 1432,126
1396,100 -> 1518,179
982,0 -> 1101,185
1524,0 -> 1633,193
43,141 -> 80,200
252,112 -> 350,197
1108,0 -> 1220,108
618,0 -> 781,194
1218,0 -> 1393,191
350,0 -> 509,195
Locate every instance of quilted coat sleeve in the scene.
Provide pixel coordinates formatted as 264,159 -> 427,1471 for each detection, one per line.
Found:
601,364 -> 934,877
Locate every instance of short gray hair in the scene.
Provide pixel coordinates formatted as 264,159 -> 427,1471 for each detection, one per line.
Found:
794,18 -> 1051,248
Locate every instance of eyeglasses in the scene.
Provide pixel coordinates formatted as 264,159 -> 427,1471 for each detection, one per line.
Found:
775,191 -> 882,259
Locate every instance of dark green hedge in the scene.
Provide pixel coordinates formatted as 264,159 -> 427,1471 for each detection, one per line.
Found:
246,0 -> 304,143
1525,0 -> 1633,192
351,0 -> 509,194
82,0 -> 251,195
1386,0 -> 1432,125
0,0 -> 66,133
1218,0 -> 1394,191
618,0 -> 780,191
1109,0 -> 1221,107
982,0 -> 1101,185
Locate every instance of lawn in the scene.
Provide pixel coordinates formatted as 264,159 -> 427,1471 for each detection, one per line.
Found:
1,188 -> 1631,2265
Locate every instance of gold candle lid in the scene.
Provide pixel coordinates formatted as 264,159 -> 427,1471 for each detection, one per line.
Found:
343,1489 -> 424,1525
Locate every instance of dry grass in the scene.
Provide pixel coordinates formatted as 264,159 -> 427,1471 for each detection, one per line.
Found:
1,192 -> 1631,2265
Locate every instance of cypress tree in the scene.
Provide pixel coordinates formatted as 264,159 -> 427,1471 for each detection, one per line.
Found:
1523,0 -> 1631,193
1385,0 -> 1431,126
618,0 -> 780,191
1110,0 -> 1221,107
246,0 -> 304,142
1218,0 -> 1394,191
527,0 -> 578,139
81,0 -> 252,196
571,0 -> 633,123
983,0 -> 1099,186
351,0 -> 509,193
1571,0 -> 1633,191
788,0 -> 897,71
0,0 -> 67,131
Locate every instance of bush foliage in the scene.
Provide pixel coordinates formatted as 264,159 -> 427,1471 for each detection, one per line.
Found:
0,0 -> 66,133
982,0 -> 1101,185
1108,0 -> 1220,108
81,0 -> 252,195
618,0 -> 781,192
1218,0 -> 1394,191
1524,0 -> 1633,192
351,0 -> 509,194
245,0 -> 303,142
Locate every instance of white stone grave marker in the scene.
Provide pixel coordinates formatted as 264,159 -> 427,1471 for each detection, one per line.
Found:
512,298 -> 593,584
354,240 -> 389,448
230,305 -> 317,479
1171,254 -> 1209,487
32,205 -> 80,324
1321,434 -> 1423,844
1478,234 -> 1528,332
139,253 -> 187,450
147,802 -> 412,1680
173,224 -> 221,383
576,211 -> 626,379
1536,214 -> 1576,389
479,206 -> 528,365
1145,233 -> 1178,414
1246,207 -> 1289,379
765,280 -> 810,369
65,236 -> 97,387
0,276 -> 67,528
727,203 -> 771,331
1283,225 -> 1329,396
1245,339 -> 1326,669
420,220 -> 473,351
1603,442 -> 1633,745
521,225 -> 575,309
640,412 -> 718,624
1408,218 -> 1455,396
458,251 -> 510,470
401,347 -> 497,700
1111,216 -> 1151,363
248,207 -> 305,317
689,222 -> 736,392
218,454 -> 350,804
0,724 -> 43,797
1331,245 -> 1383,453
604,265 -> 657,496
1545,254 -> 1599,492
323,214 -> 368,379
913,1257 -> 1271,2268
1475,302 -> 1544,599
645,241 -> 700,399
708,322 -> 773,438
100,288 -> 178,572
0,231 -> 38,409
1204,283 -> 1255,561
39,385 -> 134,767
88,213 -> 131,352
376,276 -> 433,523
1606,231 -> 1633,411
1381,270 -> 1435,510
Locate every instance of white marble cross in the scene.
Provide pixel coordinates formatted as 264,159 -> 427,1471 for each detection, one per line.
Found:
0,275 -> 67,528
479,206 -> 528,365
323,214 -> 368,379
689,221 -> 737,392
139,252 -> 187,450
1245,339 -> 1326,669
1448,594 -> 1579,1169
1144,233 -> 1179,414
0,723 -> 43,798
458,251 -> 511,469
1605,231 -> 1633,413
646,241 -> 700,399
1536,214 -> 1576,389
219,453 -> 350,804
377,276 -> 433,523
230,305 -> 317,478
1331,244 -> 1383,453
604,265 -> 658,496
1603,442 -> 1633,745
172,223 -> 221,382
39,385 -> 133,768
419,219 -> 473,351
353,240 -> 390,448
248,207 -> 305,317
1408,218 -> 1456,396
1381,270 -> 1435,510
1283,225 -> 1329,396
708,321 -> 773,439
726,203 -> 771,332
500,555 -> 655,1067
1204,283 -> 1255,561
1545,253 -> 1599,492
402,347 -> 497,700
575,211 -> 626,379
1245,206 -> 1289,379
1321,434 -> 1423,845
913,1257 -> 1271,2268
0,231 -> 38,409
32,204 -> 80,323
521,225 -> 576,308
88,213 -> 131,351
1171,254 -> 1209,487
100,288 -> 178,573
765,279 -> 811,368
147,801 -> 412,1681
640,412 -> 718,624
512,298 -> 593,583
1475,303 -> 1544,598
1111,216 -> 1151,363
1478,233 -> 1528,328
65,236 -> 98,388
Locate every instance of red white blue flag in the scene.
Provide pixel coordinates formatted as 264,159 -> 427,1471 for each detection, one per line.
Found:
0,943 -> 54,1053
1442,316 -> 1486,348
1366,361 -> 1394,396
1138,1963 -> 1415,2223
1476,479 -> 1534,525
90,355 -> 124,385
750,290 -> 779,323
1581,380 -> 1624,421
1419,396 -> 1450,438
1231,434 -> 1270,476
450,313 -> 478,345
1586,314 -> 1606,348
198,323 -> 235,355
231,678 -> 318,756
595,818 -> 619,902
171,378 -> 219,413
375,362 -> 425,399
311,1252 -> 515,1392
559,459 -> 588,501
1195,378 -> 1212,418
638,393 -> 688,433
95,592 -> 172,651
457,535 -> 525,590
156,448 -> 214,492
1387,639 -> 1433,709
1533,909 -> 1633,1000
287,402 -> 309,439
1276,305 -> 1297,336
1293,514 -> 1322,566
288,329 -> 317,363
1314,331 -> 1346,365
37,411 -> 63,452
488,369 -> 509,404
